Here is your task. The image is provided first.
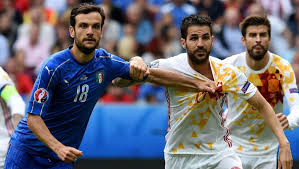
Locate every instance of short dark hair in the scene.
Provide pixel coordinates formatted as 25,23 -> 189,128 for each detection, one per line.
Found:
70,3 -> 105,29
180,15 -> 213,39
240,15 -> 271,37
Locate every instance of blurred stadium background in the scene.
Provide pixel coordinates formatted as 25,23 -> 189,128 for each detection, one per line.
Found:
1,0 -> 299,168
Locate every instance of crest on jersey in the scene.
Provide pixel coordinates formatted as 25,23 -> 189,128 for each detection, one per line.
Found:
34,88 -> 49,103
96,70 -> 104,84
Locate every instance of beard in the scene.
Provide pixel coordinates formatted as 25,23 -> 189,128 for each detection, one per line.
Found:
247,44 -> 268,61
186,45 -> 210,65
74,36 -> 99,55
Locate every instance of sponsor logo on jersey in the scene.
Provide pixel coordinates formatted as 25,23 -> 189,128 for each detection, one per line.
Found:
241,80 -> 250,93
289,88 -> 299,93
45,66 -> 53,75
96,71 -> 104,83
34,88 -> 49,103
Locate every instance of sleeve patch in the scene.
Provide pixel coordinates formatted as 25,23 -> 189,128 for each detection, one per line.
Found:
148,60 -> 159,68
289,88 -> 299,93
241,81 -> 250,93
34,88 -> 49,103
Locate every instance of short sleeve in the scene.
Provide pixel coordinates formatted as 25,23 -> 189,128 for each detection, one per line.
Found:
221,66 -> 257,100
27,64 -> 57,116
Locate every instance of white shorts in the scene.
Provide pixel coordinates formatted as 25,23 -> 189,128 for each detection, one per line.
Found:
164,150 -> 243,169
239,155 -> 277,169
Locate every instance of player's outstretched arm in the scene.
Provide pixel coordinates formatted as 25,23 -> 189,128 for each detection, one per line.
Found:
247,91 -> 293,169
114,68 -> 216,93
27,114 -> 83,163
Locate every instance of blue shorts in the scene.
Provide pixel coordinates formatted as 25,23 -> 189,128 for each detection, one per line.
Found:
4,145 -> 73,169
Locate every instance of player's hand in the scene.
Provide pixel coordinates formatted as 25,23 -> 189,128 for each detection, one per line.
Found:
197,80 -> 216,93
56,146 -> 83,163
278,142 -> 293,169
129,56 -> 149,81
277,113 -> 289,129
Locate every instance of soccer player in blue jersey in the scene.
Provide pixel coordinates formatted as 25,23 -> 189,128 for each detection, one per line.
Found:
4,3 -> 216,169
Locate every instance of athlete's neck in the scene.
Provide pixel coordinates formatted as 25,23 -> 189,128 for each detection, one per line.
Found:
188,58 -> 214,81
70,45 -> 95,63
246,52 -> 270,71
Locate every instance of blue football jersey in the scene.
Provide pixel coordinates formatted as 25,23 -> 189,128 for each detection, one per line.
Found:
10,47 -> 131,160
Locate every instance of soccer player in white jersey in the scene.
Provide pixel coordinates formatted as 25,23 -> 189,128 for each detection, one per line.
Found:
0,67 -> 25,169
224,15 -> 299,169
114,14 -> 292,169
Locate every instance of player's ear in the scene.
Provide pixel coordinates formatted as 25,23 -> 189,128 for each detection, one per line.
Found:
181,38 -> 186,49
241,36 -> 246,46
69,26 -> 75,38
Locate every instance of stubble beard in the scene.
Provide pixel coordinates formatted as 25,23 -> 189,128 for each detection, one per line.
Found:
187,46 -> 210,65
247,45 -> 268,61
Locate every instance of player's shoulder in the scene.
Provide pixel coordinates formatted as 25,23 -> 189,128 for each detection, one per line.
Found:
223,52 -> 246,65
43,48 -> 72,69
271,52 -> 292,67
95,48 -> 128,64
210,56 -> 242,73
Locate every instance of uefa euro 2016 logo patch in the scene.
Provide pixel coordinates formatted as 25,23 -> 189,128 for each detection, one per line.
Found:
34,88 -> 49,103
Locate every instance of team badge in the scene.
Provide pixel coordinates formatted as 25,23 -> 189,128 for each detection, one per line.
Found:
34,88 -> 49,103
96,71 -> 104,84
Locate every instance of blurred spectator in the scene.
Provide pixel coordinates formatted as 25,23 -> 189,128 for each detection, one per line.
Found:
224,0 -> 254,17
100,84 -> 135,103
0,11 -> 19,51
125,2 -> 154,46
257,0 -> 292,20
99,4 -> 122,53
137,83 -> 166,104
192,0 -> 225,24
288,4 -> 299,37
51,21 -> 72,54
0,0 -> 23,25
146,13 -> 182,60
23,0 -> 58,26
156,0 -> 196,29
17,5 -> 56,49
14,23 -> 51,77
248,2 -> 292,58
45,0 -> 67,16
213,7 -> 244,59
0,34 -> 10,67
96,0 -> 125,24
117,24 -> 138,60
5,56 -> 33,99
14,0 -> 30,13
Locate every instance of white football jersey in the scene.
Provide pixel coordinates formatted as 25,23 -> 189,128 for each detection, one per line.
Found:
150,53 -> 257,155
224,52 -> 299,156
0,67 -> 18,157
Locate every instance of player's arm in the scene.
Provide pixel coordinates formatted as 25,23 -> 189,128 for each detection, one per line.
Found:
27,64 -> 82,163
0,85 -> 25,129
276,64 -> 299,130
247,91 -> 293,169
114,68 -> 215,93
27,114 -> 82,162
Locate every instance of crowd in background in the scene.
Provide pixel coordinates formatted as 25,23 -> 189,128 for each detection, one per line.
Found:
0,0 -> 298,104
